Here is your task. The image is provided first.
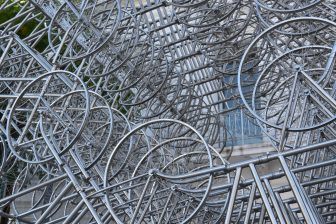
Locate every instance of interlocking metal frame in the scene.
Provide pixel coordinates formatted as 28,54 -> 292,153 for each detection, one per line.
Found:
0,0 -> 336,223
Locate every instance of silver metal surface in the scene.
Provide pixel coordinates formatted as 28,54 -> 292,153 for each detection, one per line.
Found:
0,0 -> 336,223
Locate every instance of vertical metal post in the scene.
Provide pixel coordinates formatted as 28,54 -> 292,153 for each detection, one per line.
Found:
278,155 -> 324,224
249,163 -> 277,224
274,192 -> 294,224
225,167 -> 242,224
258,204 -> 266,224
243,182 -> 256,224
264,179 -> 286,223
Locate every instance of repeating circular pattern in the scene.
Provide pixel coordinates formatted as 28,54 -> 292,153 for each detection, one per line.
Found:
1,0 -> 336,223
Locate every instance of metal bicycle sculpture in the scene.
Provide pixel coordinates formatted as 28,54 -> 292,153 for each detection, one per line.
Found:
0,0 -> 336,223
